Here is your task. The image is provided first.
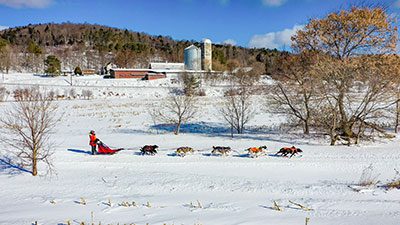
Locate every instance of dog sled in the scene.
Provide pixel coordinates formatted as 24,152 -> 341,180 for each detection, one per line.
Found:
97,141 -> 124,155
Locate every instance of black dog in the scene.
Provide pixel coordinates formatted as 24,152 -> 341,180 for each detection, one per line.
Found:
140,145 -> 158,155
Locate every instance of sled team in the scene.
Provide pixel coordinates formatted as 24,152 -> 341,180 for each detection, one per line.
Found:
89,130 -> 303,158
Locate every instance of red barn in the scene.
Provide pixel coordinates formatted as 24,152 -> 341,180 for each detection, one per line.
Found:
110,69 -> 166,80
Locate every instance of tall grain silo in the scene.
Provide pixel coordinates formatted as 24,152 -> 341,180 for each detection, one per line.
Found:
184,45 -> 201,71
201,38 -> 212,71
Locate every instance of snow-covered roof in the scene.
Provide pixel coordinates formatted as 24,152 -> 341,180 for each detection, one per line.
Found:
185,44 -> 200,50
111,68 -> 153,72
150,62 -> 184,70
150,62 -> 184,66
203,38 -> 212,44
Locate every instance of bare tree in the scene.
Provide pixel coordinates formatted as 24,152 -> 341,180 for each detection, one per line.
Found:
220,87 -> 255,136
292,6 -> 397,59
313,55 -> 399,145
389,67 -> 400,134
150,89 -> 198,135
115,50 -> 135,68
291,6 -> 399,145
269,52 -> 319,134
395,90 -> 400,133
219,69 -> 256,136
312,94 -> 340,145
0,87 -> 59,176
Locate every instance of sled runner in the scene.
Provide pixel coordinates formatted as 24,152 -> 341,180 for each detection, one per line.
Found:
97,141 -> 124,155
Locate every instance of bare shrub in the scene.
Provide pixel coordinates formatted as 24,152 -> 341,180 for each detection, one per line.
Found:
69,88 -> 77,99
13,88 -> 29,100
48,89 -> 59,100
82,89 -> 93,100
0,87 -> 59,176
0,86 -> 8,102
385,169 -> 400,189
358,164 -> 380,187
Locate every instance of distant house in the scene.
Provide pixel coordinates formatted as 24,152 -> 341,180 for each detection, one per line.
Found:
149,62 -> 184,70
110,69 -> 166,80
82,69 -> 96,75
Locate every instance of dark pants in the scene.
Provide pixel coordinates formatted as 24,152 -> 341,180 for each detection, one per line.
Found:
91,145 -> 96,155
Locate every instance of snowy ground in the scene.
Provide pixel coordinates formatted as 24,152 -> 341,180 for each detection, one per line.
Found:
0,73 -> 399,225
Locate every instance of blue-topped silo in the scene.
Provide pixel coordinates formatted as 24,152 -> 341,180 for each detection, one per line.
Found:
184,45 -> 201,71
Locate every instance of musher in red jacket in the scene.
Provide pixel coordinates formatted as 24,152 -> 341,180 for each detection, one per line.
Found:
89,130 -> 98,155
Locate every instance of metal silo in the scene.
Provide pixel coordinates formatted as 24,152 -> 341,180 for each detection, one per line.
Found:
184,45 -> 201,71
201,38 -> 212,71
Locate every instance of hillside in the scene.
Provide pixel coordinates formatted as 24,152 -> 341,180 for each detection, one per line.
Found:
0,23 -> 286,73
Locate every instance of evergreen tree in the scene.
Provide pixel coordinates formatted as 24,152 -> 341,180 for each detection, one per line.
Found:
27,41 -> 42,55
44,55 -> 61,75
0,38 -> 11,73
182,72 -> 200,96
74,66 -> 82,75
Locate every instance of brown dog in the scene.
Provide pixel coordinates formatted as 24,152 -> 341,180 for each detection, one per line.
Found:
275,146 -> 303,158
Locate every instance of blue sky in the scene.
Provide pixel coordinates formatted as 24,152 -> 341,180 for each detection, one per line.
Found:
0,0 -> 399,49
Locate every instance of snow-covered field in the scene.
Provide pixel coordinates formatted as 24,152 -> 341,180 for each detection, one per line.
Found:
0,73 -> 400,225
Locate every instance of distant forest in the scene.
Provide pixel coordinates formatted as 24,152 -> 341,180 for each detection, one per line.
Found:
0,23 -> 288,74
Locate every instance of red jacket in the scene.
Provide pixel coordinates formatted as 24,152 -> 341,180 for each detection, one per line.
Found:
89,134 -> 97,146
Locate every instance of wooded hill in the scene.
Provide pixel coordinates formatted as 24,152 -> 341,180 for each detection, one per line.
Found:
0,23 -> 287,73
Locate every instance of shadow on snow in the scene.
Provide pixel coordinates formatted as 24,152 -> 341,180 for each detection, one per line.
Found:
116,122 -> 320,146
67,149 -> 92,155
152,122 -> 315,145
151,122 -> 230,134
0,156 -> 31,175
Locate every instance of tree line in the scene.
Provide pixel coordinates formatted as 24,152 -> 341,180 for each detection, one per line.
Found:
0,23 -> 287,74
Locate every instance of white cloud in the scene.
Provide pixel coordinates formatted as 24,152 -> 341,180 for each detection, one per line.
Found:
0,25 -> 9,30
0,0 -> 53,8
222,39 -> 237,46
249,25 -> 304,49
262,0 -> 287,7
